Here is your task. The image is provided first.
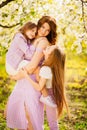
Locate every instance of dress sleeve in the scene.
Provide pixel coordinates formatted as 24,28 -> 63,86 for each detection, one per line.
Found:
15,33 -> 29,54
39,66 -> 52,79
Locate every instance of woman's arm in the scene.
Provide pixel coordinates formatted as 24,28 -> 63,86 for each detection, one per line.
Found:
25,39 -> 49,74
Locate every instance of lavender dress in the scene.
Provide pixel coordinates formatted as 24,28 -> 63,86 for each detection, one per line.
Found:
6,43 -> 44,130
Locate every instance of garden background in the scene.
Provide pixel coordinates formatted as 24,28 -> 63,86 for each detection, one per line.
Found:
0,0 -> 87,130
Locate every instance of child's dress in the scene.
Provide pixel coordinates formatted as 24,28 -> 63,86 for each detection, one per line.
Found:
39,66 -> 52,89
39,66 -> 58,129
6,33 -> 32,75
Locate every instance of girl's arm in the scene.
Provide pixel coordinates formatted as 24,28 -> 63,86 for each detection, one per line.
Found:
11,38 -> 49,80
23,69 -> 47,91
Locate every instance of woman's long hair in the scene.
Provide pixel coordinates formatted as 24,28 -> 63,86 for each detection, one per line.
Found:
19,22 -> 37,40
44,48 -> 68,117
37,16 -> 57,45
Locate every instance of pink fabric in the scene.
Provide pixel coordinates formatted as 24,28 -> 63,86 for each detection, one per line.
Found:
6,42 -> 44,129
46,89 -> 59,130
7,77 -> 44,130
6,33 -> 34,69
6,41 -> 58,130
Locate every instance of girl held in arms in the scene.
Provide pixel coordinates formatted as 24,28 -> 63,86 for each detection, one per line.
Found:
6,22 -> 37,76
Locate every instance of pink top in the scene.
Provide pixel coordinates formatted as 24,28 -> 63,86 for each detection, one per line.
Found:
6,33 -> 36,69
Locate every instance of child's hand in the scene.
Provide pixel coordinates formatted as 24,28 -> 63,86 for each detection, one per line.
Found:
34,67 -> 40,75
10,69 -> 28,80
21,68 -> 28,78
34,67 -> 40,81
10,75 -> 17,80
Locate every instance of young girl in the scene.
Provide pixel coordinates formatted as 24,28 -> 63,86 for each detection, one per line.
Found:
6,21 -> 37,75
22,45 -> 68,117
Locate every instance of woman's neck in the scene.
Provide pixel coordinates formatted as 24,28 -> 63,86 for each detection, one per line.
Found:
35,34 -> 44,39
35,35 -> 40,38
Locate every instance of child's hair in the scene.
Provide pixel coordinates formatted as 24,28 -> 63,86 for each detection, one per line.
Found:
44,48 -> 68,117
19,22 -> 37,40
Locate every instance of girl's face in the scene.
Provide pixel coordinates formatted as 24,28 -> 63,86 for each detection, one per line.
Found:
37,22 -> 50,37
26,27 -> 37,39
43,45 -> 57,60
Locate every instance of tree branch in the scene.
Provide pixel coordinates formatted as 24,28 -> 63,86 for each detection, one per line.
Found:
0,22 -> 20,28
0,0 -> 14,8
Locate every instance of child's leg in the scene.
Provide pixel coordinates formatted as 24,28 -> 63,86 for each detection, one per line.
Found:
46,106 -> 59,130
18,60 -> 29,70
40,88 -> 57,108
6,62 -> 18,75
45,89 -> 59,130
6,60 -> 29,76
41,87 -> 48,97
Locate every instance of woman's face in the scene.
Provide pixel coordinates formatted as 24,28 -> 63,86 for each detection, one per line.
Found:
43,45 -> 57,60
26,27 -> 37,39
37,22 -> 50,37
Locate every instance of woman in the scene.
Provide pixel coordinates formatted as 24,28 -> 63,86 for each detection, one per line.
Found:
6,16 -> 58,130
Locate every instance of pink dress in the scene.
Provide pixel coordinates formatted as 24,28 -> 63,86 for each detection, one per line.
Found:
6,43 -> 44,130
6,39 -> 58,130
6,33 -> 32,70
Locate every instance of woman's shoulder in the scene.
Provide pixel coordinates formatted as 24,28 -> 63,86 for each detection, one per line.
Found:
38,37 -> 49,42
36,37 -> 49,49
